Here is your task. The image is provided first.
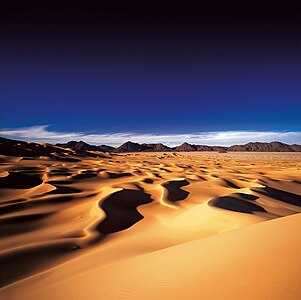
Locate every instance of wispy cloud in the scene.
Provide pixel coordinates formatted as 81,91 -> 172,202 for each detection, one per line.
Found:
0,125 -> 300,146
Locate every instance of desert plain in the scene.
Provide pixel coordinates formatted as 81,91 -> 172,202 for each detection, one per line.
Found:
0,150 -> 301,299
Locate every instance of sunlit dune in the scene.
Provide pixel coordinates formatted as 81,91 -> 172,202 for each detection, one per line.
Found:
0,151 -> 301,299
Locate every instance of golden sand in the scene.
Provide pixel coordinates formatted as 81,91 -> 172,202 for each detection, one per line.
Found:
0,152 -> 300,299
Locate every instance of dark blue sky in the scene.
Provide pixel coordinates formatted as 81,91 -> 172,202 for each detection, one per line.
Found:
1,4 -> 301,135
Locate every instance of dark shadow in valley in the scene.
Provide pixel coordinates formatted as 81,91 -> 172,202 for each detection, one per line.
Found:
46,185 -> 82,195
0,172 -> 43,189
0,241 -> 81,288
0,212 -> 55,237
72,173 -> 99,180
47,180 -> 73,185
51,156 -> 81,162
142,178 -> 154,184
106,172 -> 133,179
220,179 -> 240,189
230,193 -> 259,201
252,186 -> 301,207
96,189 -> 153,234
0,196 -> 75,216
208,196 -> 266,214
162,179 -> 190,202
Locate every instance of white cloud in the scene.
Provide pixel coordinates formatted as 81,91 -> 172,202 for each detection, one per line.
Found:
0,125 -> 300,146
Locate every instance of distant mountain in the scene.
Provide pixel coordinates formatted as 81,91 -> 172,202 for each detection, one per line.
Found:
211,146 -> 228,152
0,137 -> 72,157
1,137 -> 301,157
116,141 -> 172,152
196,145 -> 228,152
289,144 -> 301,152
195,145 -> 212,151
172,143 -> 228,152
228,141 -> 300,152
56,141 -> 115,153
98,145 -> 116,152
143,143 -> 172,151
116,141 -> 151,152
0,137 -> 106,158
56,141 -> 100,152
174,142 -> 198,151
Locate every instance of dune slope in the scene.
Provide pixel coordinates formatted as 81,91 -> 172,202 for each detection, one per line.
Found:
1,213 -> 301,300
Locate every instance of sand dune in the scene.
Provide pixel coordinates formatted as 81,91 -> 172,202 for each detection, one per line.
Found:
0,151 -> 300,298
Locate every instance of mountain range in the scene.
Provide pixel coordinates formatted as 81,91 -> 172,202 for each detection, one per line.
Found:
60,140 -> 301,153
1,137 -> 301,157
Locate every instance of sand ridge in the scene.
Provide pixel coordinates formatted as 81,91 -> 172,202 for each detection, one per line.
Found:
0,151 -> 301,298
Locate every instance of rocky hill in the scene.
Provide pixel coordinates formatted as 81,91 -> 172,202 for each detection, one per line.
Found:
116,141 -> 151,152
0,137 -> 106,158
142,143 -> 172,151
174,142 -> 198,151
1,137 -> 300,156
228,142 -> 301,152
56,141 -> 100,152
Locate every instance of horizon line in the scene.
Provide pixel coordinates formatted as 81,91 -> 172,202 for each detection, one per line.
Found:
0,125 -> 300,147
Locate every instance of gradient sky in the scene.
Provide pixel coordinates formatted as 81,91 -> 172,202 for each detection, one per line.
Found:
1,4 -> 301,144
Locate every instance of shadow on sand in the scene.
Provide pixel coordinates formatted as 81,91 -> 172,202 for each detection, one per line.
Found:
96,189 -> 153,234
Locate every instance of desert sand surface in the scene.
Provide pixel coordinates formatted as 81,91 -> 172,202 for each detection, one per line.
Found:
0,151 -> 301,299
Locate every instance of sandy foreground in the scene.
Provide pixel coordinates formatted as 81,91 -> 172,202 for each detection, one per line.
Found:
0,151 -> 301,299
